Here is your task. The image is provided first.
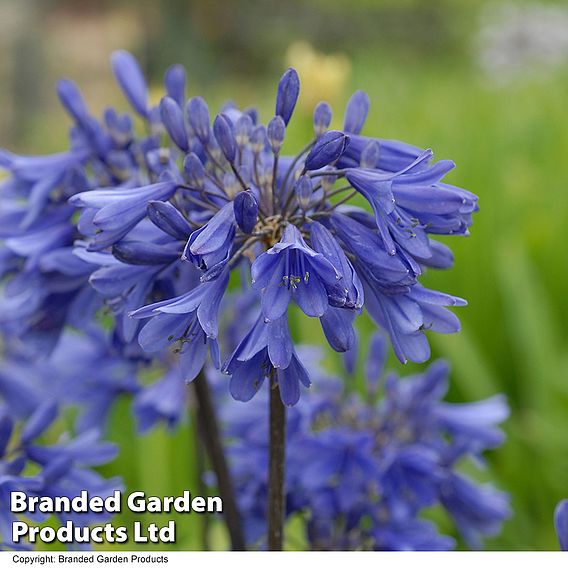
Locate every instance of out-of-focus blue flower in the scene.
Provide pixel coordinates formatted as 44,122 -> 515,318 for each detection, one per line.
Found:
555,499 -> 568,551
133,366 -> 187,433
313,102 -> 332,137
0,402 -> 121,550
111,50 -> 149,117
217,341 -> 509,550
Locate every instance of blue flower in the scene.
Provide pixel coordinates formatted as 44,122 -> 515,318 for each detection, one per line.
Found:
130,270 -> 228,382
346,150 -> 476,256
251,224 -> 345,321
133,366 -> 186,433
223,315 -> 311,406
182,202 -> 236,279
218,345 -> 509,550
46,329 -> 140,433
0,402 -> 121,550
70,181 -> 178,251
555,500 -> 568,551
439,473 -> 510,549
0,50 -> 478,408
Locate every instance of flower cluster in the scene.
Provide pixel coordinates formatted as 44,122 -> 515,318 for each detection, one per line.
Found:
0,322 -> 194,550
218,340 -> 510,550
0,49 -> 496,552
0,354 -> 121,550
0,50 -> 477,407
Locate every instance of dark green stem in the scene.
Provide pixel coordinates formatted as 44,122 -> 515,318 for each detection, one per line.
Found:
192,373 -> 246,551
267,377 -> 286,551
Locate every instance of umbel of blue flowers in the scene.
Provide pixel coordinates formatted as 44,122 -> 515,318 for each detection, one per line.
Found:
216,341 -> 510,551
0,354 -> 121,551
0,51 -> 477,406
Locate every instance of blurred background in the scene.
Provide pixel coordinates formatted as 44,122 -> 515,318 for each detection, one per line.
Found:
1,0 -> 568,551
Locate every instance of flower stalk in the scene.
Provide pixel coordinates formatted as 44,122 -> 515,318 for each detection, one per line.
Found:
267,374 -> 287,551
192,372 -> 246,551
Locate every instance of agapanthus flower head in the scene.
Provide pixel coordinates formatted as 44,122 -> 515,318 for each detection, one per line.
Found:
0,50 -> 477,405
0,397 -> 121,550
217,342 -> 509,550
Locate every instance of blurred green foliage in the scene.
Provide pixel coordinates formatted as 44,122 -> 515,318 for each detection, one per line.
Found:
4,0 -> 568,552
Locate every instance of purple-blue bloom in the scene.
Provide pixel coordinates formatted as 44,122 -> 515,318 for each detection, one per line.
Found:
217,345 -> 509,550
223,315 -> 311,406
0,50 -> 477,408
133,366 -> 187,433
0,384 -> 121,550
251,224 -> 345,321
0,46 -> 511,556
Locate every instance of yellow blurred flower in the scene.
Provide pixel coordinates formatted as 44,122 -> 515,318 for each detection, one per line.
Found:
285,41 -> 351,113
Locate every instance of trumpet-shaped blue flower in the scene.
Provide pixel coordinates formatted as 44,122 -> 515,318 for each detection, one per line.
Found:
251,224 -> 345,321
223,315 -> 311,406
182,202 -> 236,279
130,270 -> 228,382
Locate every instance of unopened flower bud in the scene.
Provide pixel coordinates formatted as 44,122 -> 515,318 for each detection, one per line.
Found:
183,153 -> 205,189
294,175 -> 313,211
213,114 -> 236,163
305,130 -> 350,171
321,175 -> 336,193
57,79 -> 90,126
111,50 -> 149,117
360,140 -> 380,169
250,125 -> 267,153
104,107 -> 132,146
313,102 -> 332,138
235,115 -> 253,147
160,96 -> 188,152
243,106 -> 258,125
344,90 -> 370,135
275,67 -> 300,126
186,96 -> 210,143
234,190 -> 259,234
164,64 -> 186,107
267,116 -> 286,154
